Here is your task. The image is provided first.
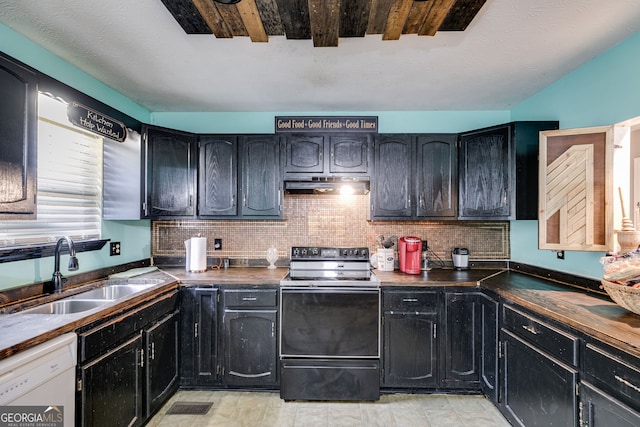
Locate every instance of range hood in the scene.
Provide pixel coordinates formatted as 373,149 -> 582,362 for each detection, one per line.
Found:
284,177 -> 370,195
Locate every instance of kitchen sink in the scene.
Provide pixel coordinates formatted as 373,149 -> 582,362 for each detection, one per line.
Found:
72,283 -> 156,300
21,299 -> 108,315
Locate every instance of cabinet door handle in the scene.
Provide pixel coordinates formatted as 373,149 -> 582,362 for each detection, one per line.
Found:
242,297 -> 258,301
194,322 -> 198,338
433,323 -> 437,339
522,325 -> 538,335
615,375 -> 640,393
151,342 -> 155,360
140,348 -> 145,368
402,298 -> 418,302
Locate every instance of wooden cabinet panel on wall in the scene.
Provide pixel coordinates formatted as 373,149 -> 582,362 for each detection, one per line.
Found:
199,136 -> 238,217
241,135 -> 282,218
458,121 -> 559,220
371,135 -> 413,218
283,135 -> 324,174
539,126 -> 613,252
371,134 -> 457,220
283,134 -> 370,177
0,54 -> 37,219
142,126 -> 197,218
416,134 -> 457,218
329,135 -> 370,174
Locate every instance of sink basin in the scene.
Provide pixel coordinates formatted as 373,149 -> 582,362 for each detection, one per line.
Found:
22,299 -> 108,315
73,284 -> 156,300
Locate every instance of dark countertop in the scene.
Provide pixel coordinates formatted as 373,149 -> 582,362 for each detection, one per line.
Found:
0,269 -> 179,359
482,270 -> 640,358
2,265 -> 639,363
162,266 -> 288,285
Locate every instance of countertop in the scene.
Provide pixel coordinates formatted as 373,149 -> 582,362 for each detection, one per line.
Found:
0,269 -> 179,359
2,265 -> 639,362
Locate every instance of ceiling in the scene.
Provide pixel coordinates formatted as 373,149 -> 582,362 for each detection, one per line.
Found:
1,0 -> 640,113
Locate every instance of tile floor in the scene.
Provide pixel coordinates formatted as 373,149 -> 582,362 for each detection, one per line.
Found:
147,390 -> 511,427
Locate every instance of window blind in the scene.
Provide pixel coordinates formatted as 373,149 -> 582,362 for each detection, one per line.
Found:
0,94 -> 103,247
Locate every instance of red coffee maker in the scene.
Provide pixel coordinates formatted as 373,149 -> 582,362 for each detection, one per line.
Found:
398,236 -> 422,274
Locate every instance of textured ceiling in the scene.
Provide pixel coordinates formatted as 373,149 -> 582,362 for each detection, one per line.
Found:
1,0 -> 639,112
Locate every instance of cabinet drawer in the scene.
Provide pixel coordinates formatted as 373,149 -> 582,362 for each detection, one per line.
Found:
78,290 -> 178,363
502,305 -> 578,366
224,288 -> 277,308
584,343 -> 640,411
383,290 -> 439,311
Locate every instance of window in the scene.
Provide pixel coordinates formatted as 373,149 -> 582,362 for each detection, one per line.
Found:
0,93 -> 103,247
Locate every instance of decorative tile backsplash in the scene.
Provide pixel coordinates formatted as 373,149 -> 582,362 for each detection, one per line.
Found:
151,194 -> 509,263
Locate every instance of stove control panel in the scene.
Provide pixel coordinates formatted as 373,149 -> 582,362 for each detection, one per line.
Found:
291,247 -> 370,260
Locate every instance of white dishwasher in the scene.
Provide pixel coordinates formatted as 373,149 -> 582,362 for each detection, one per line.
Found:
0,332 -> 77,427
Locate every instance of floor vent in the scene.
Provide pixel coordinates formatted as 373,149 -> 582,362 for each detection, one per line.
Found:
165,401 -> 213,415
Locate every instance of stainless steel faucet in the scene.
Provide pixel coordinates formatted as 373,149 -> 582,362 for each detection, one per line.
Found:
52,236 -> 79,293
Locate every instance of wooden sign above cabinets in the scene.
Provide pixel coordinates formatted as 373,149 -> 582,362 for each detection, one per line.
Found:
538,126 -> 614,252
275,116 -> 378,133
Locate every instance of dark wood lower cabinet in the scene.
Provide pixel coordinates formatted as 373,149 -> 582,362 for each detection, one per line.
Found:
180,287 -> 220,386
580,381 -> 640,427
76,291 -> 178,427
383,310 -> 438,388
501,329 -> 578,427
78,334 -> 143,427
223,310 -> 278,387
145,311 -> 180,417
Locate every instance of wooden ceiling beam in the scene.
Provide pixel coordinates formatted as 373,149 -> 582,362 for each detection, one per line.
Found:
404,0 -> 434,34
339,0 -> 370,38
367,0 -> 395,35
255,0 -> 285,35
418,0 -> 456,36
382,0 -> 413,41
275,0 -> 312,39
191,0 -> 232,38
309,0 -> 340,47
215,3 -> 249,36
439,0 -> 487,31
162,0 -> 212,34
237,0 -> 269,42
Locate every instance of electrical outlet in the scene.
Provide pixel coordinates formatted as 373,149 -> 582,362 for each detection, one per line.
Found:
214,238 -> 222,250
556,250 -> 564,260
110,242 -> 121,256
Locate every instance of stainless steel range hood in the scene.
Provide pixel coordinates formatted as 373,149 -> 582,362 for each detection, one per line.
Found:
284,177 -> 370,195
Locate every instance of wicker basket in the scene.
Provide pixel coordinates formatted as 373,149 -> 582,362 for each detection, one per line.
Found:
601,279 -> 640,315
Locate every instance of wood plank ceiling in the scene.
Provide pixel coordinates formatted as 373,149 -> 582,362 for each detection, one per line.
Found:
161,0 -> 486,47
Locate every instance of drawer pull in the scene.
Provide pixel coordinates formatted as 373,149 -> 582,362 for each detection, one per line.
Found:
242,297 -> 258,301
615,375 -> 640,393
402,298 -> 418,302
522,325 -> 539,335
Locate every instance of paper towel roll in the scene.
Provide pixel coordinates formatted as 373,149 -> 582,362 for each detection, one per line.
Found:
185,237 -> 207,272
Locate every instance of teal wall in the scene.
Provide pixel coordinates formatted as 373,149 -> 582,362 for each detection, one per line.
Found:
510,31 -> 640,280
150,110 -> 510,134
0,24 -> 152,290
2,19 -> 639,288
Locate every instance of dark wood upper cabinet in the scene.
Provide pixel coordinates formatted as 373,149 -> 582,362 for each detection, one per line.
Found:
283,134 -> 371,177
416,134 -> 457,218
329,135 -> 370,174
372,134 -> 457,220
371,134 -> 413,218
198,136 -> 238,217
283,135 -> 324,174
458,121 -> 559,220
241,135 -> 282,218
142,126 -> 197,218
0,54 -> 37,219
